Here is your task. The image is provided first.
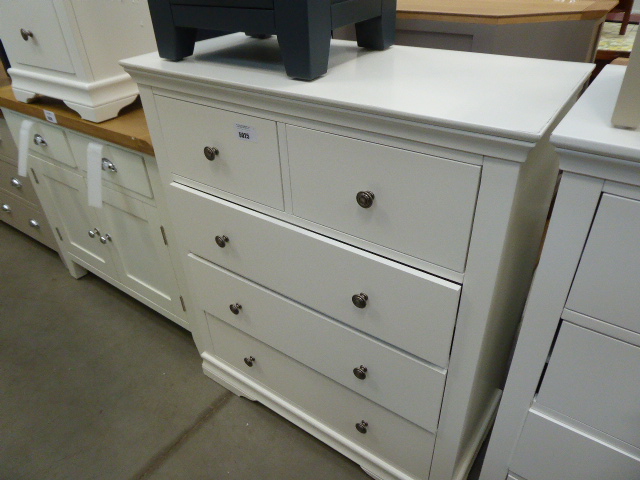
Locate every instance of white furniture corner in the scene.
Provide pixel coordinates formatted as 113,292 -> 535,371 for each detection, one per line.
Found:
479,64 -> 640,480
122,35 -> 592,480
0,0 -> 156,122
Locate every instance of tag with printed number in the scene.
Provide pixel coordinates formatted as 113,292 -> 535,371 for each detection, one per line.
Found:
235,123 -> 258,142
44,110 -> 57,124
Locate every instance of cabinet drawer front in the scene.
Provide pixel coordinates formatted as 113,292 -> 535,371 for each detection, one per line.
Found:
536,322 -> 640,449
171,183 -> 461,367
207,315 -> 435,480
511,410 -> 640,480
0,1 -> 75,74
286,125 -> 481,272
156,96 -> 284,210
567,194 -> 640,333
566,194 -> 640,334
0,191 -> 57,250
0,158 -> 40,206
189,254 -> 446,432
0,118 -> 19,161
67,133 -> 153,198
4,113 -> 77,168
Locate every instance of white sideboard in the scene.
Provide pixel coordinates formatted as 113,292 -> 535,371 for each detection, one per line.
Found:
480,64 -> 640,480
122,35 -> 592,480
0,0 -> 156,122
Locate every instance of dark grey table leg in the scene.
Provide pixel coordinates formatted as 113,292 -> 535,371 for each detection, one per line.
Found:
274,0 -> 332,80
355,0 -> 396,50
148,0 -> 198,61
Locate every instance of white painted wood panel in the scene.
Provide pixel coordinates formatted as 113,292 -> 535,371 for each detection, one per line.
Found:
566,193 -> 640,335
511,410 -> 640,480
207,315 -> 436,480
170,183 -> 461,367
0,188 -> 57,250
536,321 -> 640,449
156,96 -> 284,210
188,254 -> 446,432
286,125 -> 481,272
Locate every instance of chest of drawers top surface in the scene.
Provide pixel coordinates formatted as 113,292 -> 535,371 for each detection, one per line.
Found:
121,34 -> 592,143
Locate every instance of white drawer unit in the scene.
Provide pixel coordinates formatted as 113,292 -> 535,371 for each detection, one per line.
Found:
122,34 -> 592,480
1,108 -> 190,332
0,0 -> 157,122
480,65 -> 640,480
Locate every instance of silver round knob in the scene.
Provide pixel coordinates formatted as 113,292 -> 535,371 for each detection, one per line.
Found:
20,29 -> 33,41
356,191 -> 375,208
33,134 -> 47,147
88,228 -> 100,238
99,234 -> 112,244
353,365 -> 368,380
29,219 -> 40,228
2,204 -> 11,213
10,177 -> 22,189
204,146 -> 220,161
244,356 -> 256,367
352,293 -> 368,309
229,303 -> 242,315
101,158 -> 117,173
215,235 -> 229,248
355,421 -> 368,434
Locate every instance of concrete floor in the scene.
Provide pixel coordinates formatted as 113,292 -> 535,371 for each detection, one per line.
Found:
0,221 -> 485,480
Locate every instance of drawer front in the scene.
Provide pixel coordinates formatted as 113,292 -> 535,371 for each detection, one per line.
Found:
170,183 -> 461,367
0,158 -> 40,206
189,254 -> 446,432
566,194 -> 640,334
0,117 -> 19,161
207,315 -> 435,480
4,113 -> 77,168
286,125 -> 481,272
0,191 -> 57,250
0,0 -> 76,74
156,96 -> 284,210
511,410 -> 640,480
536,322 -> 640,449
67,133 -> 153,198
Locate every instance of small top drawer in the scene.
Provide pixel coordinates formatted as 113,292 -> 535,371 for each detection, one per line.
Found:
0,158 -> 39,206
0,118 -> 19,161
286,126 -> 481,273
4,112 -> 77,168
566,194 -> 640,334
67,133 -> 153,198
0,0 -> 76,74
155,96 -> 284,210
536,321 -> 640,450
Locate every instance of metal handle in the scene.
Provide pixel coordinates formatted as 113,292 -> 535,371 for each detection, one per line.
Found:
353,365 -> 368,380
356,191 -> 375,208
101,158 -> 117,173
215,235 -> 229,248
20,29 -> 33,41
243,356 -> 256,367
10,177 -> 23,189
204,146 -> 220,161
352,293 -> 368,309
33,134 -> 47,147
355,421 -> 368,434
29,219 -> 40,228
88,228 -> 100,238
99,234 -> 112,244
1,204 -> 11,213
229,303 -> 242,315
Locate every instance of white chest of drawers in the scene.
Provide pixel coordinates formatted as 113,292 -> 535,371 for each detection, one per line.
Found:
122,35 -> 592,480
480,65 -> 640,480
0,0 -> 156,122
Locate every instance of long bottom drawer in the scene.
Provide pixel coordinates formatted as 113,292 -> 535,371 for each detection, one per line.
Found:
0,190 -> 57,250
205,315 -> 435,480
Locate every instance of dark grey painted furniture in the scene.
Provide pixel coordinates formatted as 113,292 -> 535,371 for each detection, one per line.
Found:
147,0 -> 396,80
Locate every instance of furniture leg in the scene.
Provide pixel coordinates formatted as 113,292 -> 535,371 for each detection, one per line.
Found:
355,0 -> 397,50
274,0 -> 332,80
147,0 -> 198,61
620,7 -> 632,35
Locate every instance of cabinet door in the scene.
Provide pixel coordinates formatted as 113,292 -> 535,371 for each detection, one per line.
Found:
96,187 -> 180,316
32,157 -> 117,279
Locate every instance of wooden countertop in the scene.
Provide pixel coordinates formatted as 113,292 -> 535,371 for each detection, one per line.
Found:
0,85 -> 154,156
397,0 -> 619,24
